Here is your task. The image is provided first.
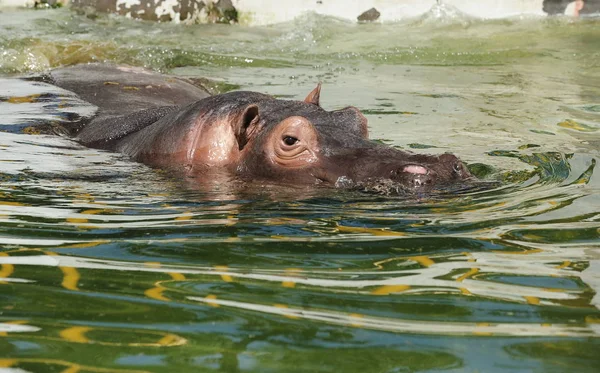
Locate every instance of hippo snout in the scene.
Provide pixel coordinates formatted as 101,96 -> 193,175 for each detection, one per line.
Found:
387,156 -> 471,189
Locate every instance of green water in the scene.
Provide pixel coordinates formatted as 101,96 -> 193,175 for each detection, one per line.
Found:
1,7 -> 600,373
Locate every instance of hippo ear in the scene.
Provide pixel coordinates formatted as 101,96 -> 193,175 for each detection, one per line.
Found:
234,104 -> 261,150
304,83 -> 322,106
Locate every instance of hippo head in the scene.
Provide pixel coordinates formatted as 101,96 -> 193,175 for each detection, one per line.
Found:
232,85 -> 472,192
117,84 -> 472,194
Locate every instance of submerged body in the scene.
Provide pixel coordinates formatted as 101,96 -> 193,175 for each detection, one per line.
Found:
43,64 -> 472,193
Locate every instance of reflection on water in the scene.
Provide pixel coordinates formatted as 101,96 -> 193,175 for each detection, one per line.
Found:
0,6 -> 600,373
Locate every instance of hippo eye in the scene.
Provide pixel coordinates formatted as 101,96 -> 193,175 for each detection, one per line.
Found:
283,136 -> 299,146
453,162 -> 462,173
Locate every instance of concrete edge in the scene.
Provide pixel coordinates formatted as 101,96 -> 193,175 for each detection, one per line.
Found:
0,0 -> 598,25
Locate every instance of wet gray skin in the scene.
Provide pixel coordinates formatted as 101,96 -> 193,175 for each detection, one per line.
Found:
44,64 -> 472,193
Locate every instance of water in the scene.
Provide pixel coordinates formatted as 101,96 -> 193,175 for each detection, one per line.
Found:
1,7 -> 600,373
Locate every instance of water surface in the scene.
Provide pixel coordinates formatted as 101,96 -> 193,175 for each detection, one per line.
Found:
1,6 -> 600,373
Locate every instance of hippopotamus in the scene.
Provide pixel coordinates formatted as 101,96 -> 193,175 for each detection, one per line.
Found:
40,64 -> 472,193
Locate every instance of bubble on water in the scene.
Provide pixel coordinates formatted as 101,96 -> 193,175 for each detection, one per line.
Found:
355,178 -> 412,196
335,176 -> 411,196
334,175 -> 354,189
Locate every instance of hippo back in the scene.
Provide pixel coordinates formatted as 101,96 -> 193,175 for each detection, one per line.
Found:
45,64 -> 211,148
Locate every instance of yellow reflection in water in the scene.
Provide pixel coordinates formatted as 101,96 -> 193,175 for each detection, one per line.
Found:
371,285 -> 411,295
174,211 -> 193,221
336,224 -> 407,236
555,261 -> 571,269
59,326 -> 91,343
0,252 -> 14,284
60,266 -> 81,291
0,359 -> 18,367
456,268 -> 479,282
144,272 -> 186,302
144,286 -> 170,302
214,265 -> 234,282
169,272 -> 186,281
557,119 -> 598,132
473,323 -> 493,336
585,316 -> 600,324
349,313 -> 364,327
274,304 -> 300,319
410,256 -> 435,267
0,322 -> 186,347
61,241 -> 109,249
204,294 -> 220,307
0,201 -> 26,206
46,251 -> 81,291
524,296 -> 541,305
7,94 -> 40,104
282,268 -> 303,288
492,248 -> 544,255
157,333 -> 184,346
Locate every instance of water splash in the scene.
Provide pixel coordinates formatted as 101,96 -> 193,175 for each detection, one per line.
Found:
416,0 -> 472,26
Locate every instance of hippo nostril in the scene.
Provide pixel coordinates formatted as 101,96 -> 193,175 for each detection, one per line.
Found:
389,165 -> 437,188
403,165 -> 429,175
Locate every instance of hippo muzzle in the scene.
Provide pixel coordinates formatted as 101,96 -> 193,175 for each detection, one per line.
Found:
320,144 -> 472,193
390,154 -> 471,189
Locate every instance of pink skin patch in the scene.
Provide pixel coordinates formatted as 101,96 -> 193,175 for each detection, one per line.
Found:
402,165 -> 429,175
